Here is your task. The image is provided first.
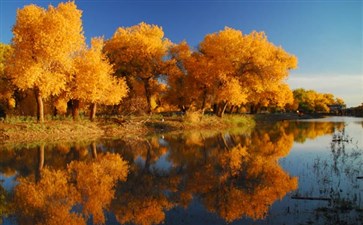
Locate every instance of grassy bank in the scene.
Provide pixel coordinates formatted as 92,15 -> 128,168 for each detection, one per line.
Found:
0,114 -> 255,146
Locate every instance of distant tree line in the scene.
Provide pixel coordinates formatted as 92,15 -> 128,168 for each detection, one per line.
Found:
0,1 -> 345,122
292,88 -> 345,114
345,103 -> 363,117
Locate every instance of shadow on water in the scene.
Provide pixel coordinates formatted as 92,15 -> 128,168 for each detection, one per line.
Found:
0,117 -> 362,225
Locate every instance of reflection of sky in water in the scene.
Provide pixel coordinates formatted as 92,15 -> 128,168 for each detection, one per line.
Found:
151,151 -> 172,171
275,117 -> 363,225
134,151 -> 173,172
0,173 -> 17,192
155,137 -> 173,171
134,137 -> 173,172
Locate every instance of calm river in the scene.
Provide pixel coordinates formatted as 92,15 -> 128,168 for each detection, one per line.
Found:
0,116 -> 362,225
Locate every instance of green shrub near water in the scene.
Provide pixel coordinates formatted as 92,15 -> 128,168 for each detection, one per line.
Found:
4,116 -> 36,124
183,111 -> 203,124
222,114 -> 255,127
183,111 -> 255,129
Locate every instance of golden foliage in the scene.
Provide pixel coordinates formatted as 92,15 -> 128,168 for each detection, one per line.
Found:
105,22 -> 170,78
72,37 -> 128,106
14,153 -> 129,225
104,22 -> 171,112
53,96 -> 68,114
200,132 -> 298,222
0,43 -> 15,108
68,153 -> 129,224
0,43 -> 11,75
167,27 -> 297,113
217,77 -> 247,106
6,2 -> 84,98
1,2 -> 346,117
165,125 -> 298,223
219,144 -> 248,176
116,195 -> 173,225
14,169 -> 84,225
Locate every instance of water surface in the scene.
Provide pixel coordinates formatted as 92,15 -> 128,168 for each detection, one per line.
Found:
0,116 -> 362,225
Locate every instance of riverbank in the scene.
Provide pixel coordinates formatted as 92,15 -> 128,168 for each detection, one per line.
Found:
0,112 -> 336,146
0,114 -> 255,146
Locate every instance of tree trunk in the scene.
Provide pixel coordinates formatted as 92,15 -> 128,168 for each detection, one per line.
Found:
250,104 -> 259,114
53,107 -> 58,117
230,105 -> 237,114
220,102 -> 228,118
219,133 -> 230,150
217,102 -> 228,118
34,88 -> 44,123
35,143 -> 45,182
143,78 -> 152,114
91,142 -> 97,159
143,140 -> 152,174
201,88 -> 207,111
201,108 -> 206,116
90,103 -> 97,121
38,143 -> 45,171
236,106 -> 240,114
213,104 -> 218,115
72,99 -> 80,121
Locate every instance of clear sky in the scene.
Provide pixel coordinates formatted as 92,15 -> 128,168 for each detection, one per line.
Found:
1,0 -> 362,107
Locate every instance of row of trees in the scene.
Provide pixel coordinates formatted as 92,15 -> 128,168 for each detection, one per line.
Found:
292,88 -> 345,113
1,2 -> 128,122
0,1 -> 345,122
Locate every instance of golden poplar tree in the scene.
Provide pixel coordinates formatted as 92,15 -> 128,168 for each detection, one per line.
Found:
0,43 -> 15,109
199,28 -> 297,115
72,38 -> 128,121
6,2 -> 85,122
168,28 -> 296,116
166,41 -> 195,111
104,22 -> 171,113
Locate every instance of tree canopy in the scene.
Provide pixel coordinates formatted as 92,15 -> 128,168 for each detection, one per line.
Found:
104,22 -> 172,113
1,1 -> 347,120
167,27 -> 297,116
0,43 -> 15,109
293,88 -> 346,113
6,2 -> 85,122
71,37 -> 128,120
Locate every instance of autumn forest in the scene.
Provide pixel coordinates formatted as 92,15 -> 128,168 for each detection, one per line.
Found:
0,1 -> 345,123
1,2 -> 363,225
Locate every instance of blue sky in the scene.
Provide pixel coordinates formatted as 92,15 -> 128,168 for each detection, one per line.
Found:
1,0 -> 362,107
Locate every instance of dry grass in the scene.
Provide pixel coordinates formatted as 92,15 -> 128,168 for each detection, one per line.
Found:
0,114 -> 255,146
0,120 -> 103,144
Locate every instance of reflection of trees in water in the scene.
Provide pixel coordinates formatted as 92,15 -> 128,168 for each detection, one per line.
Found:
0,141 -> 99,179
106,128 -> 297,224
112,171 -> 175,225
0,181 -> 9,225
109,137 -> 176,225
1,126 -> 298,225
162,127 -> 297,223
280,120 -> 345,143
11,151 -> 129,225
